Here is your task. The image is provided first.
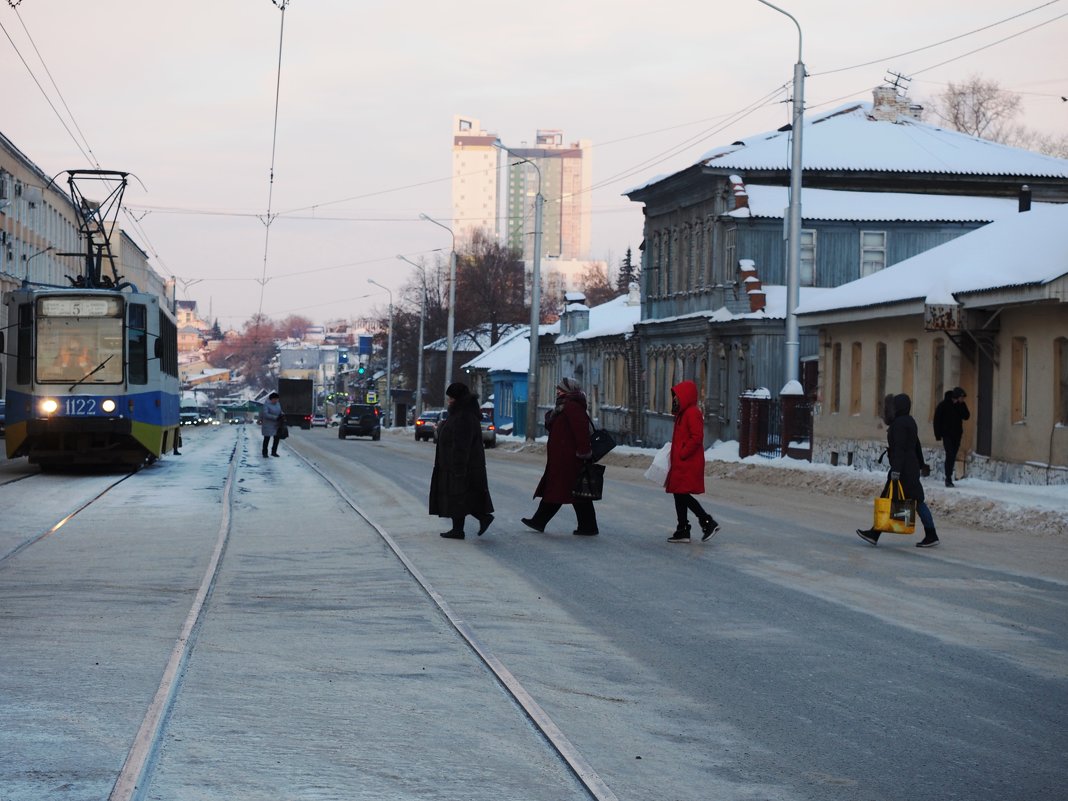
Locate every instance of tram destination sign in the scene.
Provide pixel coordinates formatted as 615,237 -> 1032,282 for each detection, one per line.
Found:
39,298 -> 118,317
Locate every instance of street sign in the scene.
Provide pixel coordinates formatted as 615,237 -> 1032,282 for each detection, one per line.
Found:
366,392 -> 377,404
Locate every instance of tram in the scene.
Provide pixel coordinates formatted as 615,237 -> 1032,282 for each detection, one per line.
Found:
1,170 -> 180,469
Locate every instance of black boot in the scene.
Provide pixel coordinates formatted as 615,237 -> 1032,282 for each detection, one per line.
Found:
667,522 -> 691,543
917,528 -> 940,548
699,515 -> 720,542
857,528 -> 881,546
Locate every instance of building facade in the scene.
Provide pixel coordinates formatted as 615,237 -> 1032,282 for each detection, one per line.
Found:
451,116 -> 501,246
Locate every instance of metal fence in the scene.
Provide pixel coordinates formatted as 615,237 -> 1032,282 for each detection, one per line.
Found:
738,393 -> 813,461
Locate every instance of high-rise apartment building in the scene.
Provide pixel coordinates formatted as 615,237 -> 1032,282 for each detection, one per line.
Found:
504,129 -> 592,262
451,116 -> 501,246
451,117 -> 592,261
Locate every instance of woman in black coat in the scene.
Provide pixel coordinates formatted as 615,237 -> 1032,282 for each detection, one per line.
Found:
858,393 -> 940,548
429,382 -> 494,539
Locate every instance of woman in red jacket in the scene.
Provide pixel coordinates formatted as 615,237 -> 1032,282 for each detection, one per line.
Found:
665,380 -> 719,543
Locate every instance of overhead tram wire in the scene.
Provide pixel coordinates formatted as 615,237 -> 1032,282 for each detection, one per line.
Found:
805,10 -> 1068,114
0,15 -> 94,166
811,0 -> 1064,77
256,0 -> 291,318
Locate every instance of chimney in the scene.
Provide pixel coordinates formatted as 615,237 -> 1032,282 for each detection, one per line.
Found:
739,259 -> 766,313
729,174 -> 749,210
870,86 -> 911,122
1019,185 -> 1032,213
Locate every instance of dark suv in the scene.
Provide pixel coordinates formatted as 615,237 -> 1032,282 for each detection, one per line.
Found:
338,404 -> 382,441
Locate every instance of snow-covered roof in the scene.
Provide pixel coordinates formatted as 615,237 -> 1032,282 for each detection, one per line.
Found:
702,102 -> 1068,177
728,185 -> 1050,223
639,285 -> 835,327
556,294 -> 642,344
424,322 -> 525,353
462,326 -> 531,373
627,101 -> 1068,195
795,204 -> 1068,317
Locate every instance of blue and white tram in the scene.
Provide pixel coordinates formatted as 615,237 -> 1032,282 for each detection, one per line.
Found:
2,286 -> 181,468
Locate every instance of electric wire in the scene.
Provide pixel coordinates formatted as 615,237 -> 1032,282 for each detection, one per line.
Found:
810,0 -> 1063,77
0,16 -> 94,166
256,0 -> 290,317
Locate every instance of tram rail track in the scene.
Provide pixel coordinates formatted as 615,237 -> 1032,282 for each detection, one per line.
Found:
94,427 -> 615,801
0,470 -> 138,566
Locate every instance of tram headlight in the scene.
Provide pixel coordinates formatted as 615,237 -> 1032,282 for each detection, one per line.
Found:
101,399 -> 116,413
40,398 -> 59,415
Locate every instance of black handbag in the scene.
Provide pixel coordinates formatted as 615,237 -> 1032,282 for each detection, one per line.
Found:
572,462 -> 605,501
276,418 -> 289,440
586,414 -> 616,463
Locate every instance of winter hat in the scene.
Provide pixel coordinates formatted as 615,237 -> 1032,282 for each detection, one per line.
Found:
952,387 -> 967,398
556,377 -> 582,394
445,382 -> 470,400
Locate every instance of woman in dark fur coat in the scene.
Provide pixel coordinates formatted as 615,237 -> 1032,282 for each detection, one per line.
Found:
429,382 -> 494,539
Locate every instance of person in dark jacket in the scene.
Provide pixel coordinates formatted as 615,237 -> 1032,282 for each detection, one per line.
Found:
429,382 -> 494,539
521,377 -> 599,535
933,386 -> 970,487
858,393 -> 940,548
259,392 -> 284,457
665,380 -> 720,543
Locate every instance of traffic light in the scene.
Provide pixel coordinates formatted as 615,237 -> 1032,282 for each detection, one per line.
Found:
357,364 -> 366,376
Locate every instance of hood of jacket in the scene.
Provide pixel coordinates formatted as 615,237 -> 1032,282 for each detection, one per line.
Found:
892,393 -> 912,418
672,380 -> 698,413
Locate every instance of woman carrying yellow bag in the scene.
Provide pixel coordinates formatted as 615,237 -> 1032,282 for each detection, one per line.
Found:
857,394 -> 940,548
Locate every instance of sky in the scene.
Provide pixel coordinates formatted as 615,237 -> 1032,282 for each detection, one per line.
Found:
3,0 -> 1065,329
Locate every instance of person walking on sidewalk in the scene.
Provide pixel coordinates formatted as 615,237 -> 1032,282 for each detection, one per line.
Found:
260,392 -> 284,457
522,377 -> 599,536
933,386 -> 970,487
429,382 -> 494,540
665,380 -> 720,543
858,393 -> 940,548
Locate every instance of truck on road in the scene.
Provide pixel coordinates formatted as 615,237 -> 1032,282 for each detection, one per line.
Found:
277,378 -> 314,429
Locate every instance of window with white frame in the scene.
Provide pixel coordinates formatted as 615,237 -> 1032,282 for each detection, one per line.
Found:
860,230 -> 887,277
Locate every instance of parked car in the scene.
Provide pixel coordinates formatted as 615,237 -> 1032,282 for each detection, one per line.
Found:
0,399 -> 5,437
338,403 -> 381,440
414,410 -> 446,442
480,413 -> 496,448
310,414 -> 328,428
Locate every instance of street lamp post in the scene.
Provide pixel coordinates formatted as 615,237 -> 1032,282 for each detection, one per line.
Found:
757,0 -> 804,387
367,279 -> 393,427
495,141 -> 543,442
419,213 -> 456,401
397,255 -> 427,419
24,245 -> 55,281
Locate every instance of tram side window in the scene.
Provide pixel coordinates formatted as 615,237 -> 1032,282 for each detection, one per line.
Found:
17,304 -> 32,384
128,303 -> 148,385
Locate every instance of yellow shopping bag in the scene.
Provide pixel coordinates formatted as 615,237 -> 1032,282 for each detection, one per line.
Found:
872,479 -> 917,534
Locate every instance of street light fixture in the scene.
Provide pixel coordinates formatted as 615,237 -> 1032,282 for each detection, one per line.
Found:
495,140 -> 544,442
757,0 -> 805,386
24,245 -> 55,281
397,255 -> 427,419
367,278 -> 394,427
419,213 -> 456,400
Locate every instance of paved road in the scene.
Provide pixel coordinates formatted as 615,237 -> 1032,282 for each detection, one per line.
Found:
1,424 -> 1065,800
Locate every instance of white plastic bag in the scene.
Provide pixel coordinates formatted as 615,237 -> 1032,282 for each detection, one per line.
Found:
643,442 -> 671,485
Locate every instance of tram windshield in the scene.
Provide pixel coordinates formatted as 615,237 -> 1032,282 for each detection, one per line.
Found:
35,296 -> 124,384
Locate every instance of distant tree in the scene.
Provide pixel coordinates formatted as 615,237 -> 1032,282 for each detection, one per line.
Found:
454,231 -> 528,345
615,247 -> 640,293
210,319 -> 223,340
206,313 -> 278,389
580,261 -> 618,308
925,74 -> 1068,157
277,314 -> 313,340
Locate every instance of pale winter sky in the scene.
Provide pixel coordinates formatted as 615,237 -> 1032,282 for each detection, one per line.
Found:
3,0 -> 1065,328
